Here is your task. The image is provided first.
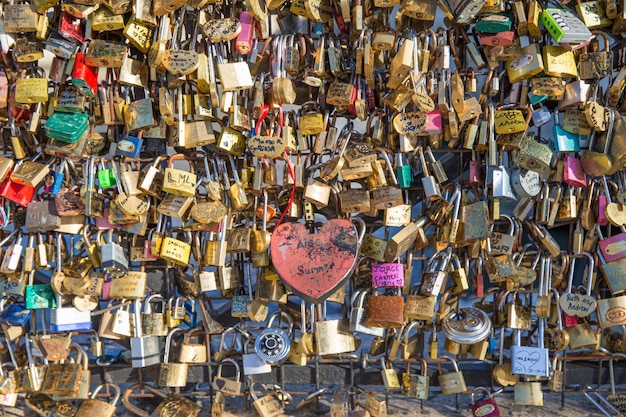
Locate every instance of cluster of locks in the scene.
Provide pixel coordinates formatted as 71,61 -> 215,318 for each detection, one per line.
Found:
5,0 -> 626,412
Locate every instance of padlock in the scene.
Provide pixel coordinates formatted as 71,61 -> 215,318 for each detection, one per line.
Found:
122,383 -> 201,417
75,383 -> 120,417
213,358 -> 242,396
365,287 -> 405,328
255,312 -> 293,364
471,387 -> 501,417
250,383 -> 283,417
349,290 -> 385,337
437,356 -> 466,395
100,229 -> 129,277
130,299 -> 162,368
402,357 -> 429,399
158,328 -> 188,387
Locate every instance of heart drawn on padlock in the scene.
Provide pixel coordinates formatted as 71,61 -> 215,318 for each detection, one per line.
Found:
270,220 -> 359,303
214,379 -> 226,390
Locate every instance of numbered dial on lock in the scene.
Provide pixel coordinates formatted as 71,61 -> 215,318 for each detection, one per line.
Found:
255,328 -> 291,364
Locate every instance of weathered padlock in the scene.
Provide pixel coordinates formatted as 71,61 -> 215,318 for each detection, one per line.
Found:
403,357 -> 429,399
437,356 -> 466,395
122,383 -> 201,417
159,328 -> 188,387
75,383 -> 120,417
365,287 -> 405,328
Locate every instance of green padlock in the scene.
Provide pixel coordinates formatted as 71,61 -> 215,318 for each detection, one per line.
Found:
396,152 -> 414,189
475,14 -> 513,33
98,159 -> 117,189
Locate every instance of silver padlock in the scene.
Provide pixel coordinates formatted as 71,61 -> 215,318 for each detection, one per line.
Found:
130,299 -> 162,368
415,146 -> 441,200
349,290 -> 385,337
99,230 -> 128,277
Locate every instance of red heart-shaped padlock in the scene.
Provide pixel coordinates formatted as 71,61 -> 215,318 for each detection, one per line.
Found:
270,220 -> 359,303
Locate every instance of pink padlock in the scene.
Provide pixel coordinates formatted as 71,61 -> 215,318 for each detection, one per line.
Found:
469,155 -> 483,185
562,311 -> 579,328
598,232 -> 626,262
425,110 -> 442,134
101,278 -> 112,301
236,11 -> 254,55
96,208 -> 118,230
563,156 -> 586,187
597,194 -> 608,226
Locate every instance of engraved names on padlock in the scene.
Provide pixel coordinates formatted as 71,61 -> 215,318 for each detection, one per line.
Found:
247,136 -> 286,159
392,112 -> 428,136
162,50 -> 200,75
559,292 -> 597,317
203,19 -> 242,41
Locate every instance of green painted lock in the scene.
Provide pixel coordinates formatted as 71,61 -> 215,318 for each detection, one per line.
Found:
25,284 -> 56,309
475,14 -> 513,33
396,153 -> 414,189
98,160 -> 117,189
45,111 -> 89,143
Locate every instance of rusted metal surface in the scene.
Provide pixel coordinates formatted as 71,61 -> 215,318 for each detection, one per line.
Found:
270,220 -> 359,303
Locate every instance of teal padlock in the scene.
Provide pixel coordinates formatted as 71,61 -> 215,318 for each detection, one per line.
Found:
475,14 -> 513,33
396,153 -> 414,189
97,159 -> 117,189
25,284 -> 56,309
552,110 -> 580,152
45,111 -> 89,143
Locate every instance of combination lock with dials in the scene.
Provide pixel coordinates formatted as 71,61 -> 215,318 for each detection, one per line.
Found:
254,312 -> 293,364
541,8 -> 593,44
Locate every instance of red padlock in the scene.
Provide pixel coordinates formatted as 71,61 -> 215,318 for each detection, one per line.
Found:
0,174 -> 35,207
72,52 -> 99,96
562,311 -> 579,328
479,31 -> 515,47
471,387 -> 501,417
58,11 -> 85,44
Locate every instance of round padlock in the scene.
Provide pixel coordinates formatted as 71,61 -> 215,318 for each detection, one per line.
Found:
442,307 -> 492,345
254,312 -> 293,364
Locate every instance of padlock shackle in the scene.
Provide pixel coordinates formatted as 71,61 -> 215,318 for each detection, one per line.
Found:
122,383 -> 165,417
